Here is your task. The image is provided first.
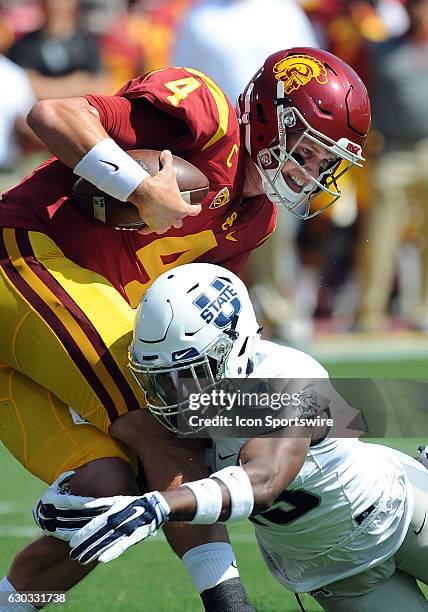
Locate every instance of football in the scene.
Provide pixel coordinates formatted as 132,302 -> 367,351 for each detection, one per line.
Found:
71,149 -> 209,230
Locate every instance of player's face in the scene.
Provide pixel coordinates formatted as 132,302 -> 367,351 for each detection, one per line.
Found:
129,355 -> 217,434
253,129 -> 343,219
280,133 -> 338,193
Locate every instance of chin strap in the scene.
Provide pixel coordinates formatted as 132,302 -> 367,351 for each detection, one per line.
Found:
241,82 -> 254,155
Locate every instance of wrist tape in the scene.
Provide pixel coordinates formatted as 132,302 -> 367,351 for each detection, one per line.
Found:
183,478 -> 223,524
210,466 -> 254,522
74,138 -> 149,202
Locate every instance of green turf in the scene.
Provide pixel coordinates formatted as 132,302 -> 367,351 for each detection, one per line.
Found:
0,355 -> 427,611
322,357 -> 428,378
0,446 -> 320,611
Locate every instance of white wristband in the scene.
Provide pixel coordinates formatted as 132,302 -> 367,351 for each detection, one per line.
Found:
183,478 -> 223,524
210,466 -> 254,522
73,138 -> 149,202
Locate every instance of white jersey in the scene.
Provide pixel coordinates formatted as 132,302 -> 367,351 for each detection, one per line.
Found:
209,340 -> 414,592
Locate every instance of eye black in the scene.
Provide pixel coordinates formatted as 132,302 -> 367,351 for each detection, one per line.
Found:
321,158 -> 338,173
290,152 -> 305,166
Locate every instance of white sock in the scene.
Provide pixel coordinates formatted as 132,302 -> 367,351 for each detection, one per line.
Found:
0,577 -> 37,612
182,542 -> 240,593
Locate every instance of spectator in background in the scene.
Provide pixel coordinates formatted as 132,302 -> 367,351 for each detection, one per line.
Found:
174,0 -> 319,344
296,0 -> 384,328
0,0 -> 43,48
0,53 -> 43,193
174,0 -> 318,103
7,0 -> 108,99
353,0 -> 428,333
81,0 -> 143,92
79,0 -> 196,93
287,0 -> 410,332
0,54 -> 35,171
79,0 -> 128,36
137,0 -> 197,71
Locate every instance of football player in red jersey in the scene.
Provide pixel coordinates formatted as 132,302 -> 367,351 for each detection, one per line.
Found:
0,48 -> 370,609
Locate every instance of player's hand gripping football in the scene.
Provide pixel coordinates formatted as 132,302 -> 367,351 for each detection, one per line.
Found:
128,150 -> 201,235
69,492 -> 170,564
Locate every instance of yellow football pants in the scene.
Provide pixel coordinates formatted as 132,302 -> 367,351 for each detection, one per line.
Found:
0,228 -> 144,481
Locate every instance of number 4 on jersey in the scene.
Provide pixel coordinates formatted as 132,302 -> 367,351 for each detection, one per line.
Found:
165,77 -> 201,107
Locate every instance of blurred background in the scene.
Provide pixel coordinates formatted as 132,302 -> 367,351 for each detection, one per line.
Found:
2,0 -> 428,367
1,4 -> 428,610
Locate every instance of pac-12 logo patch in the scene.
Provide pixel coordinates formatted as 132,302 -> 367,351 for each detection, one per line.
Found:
193,278 -> 241,328
273,54 -> 328,94
209,187 -> 230,209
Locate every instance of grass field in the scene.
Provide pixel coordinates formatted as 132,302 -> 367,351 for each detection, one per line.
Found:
1,350 -> 427,611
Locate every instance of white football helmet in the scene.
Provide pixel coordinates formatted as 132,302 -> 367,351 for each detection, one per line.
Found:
129,263 -> 261,434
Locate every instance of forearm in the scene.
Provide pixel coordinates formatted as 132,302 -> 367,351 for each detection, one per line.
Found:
159,466 -> 251,527
27,97 -> 107,167
162,436 -> 311,523
163,484 -> 226,521
163,465 -> 280,523
26,96 -> 200,233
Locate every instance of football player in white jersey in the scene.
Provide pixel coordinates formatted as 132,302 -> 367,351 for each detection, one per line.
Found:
43,264 -> 428,611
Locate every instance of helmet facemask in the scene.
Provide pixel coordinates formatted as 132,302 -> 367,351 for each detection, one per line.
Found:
256,99 -> 364,219
241,75 -> 367,219
129,332 -> 240,435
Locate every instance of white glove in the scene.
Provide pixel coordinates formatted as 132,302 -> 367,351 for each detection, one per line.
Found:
32,471 -> 110,541
69,492 -> 170,564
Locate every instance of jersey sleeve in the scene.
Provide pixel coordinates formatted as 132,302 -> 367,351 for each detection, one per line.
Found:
88,67 -> 241,196
84,94 -> 190,151
115,67 -> 237,154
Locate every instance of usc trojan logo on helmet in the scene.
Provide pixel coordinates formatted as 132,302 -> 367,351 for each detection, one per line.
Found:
273,54 -> 328,94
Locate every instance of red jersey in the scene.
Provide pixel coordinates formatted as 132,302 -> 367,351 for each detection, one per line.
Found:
0,68 -> 276,307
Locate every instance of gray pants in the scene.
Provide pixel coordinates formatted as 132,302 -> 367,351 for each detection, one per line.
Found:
312,456 -> 428,611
